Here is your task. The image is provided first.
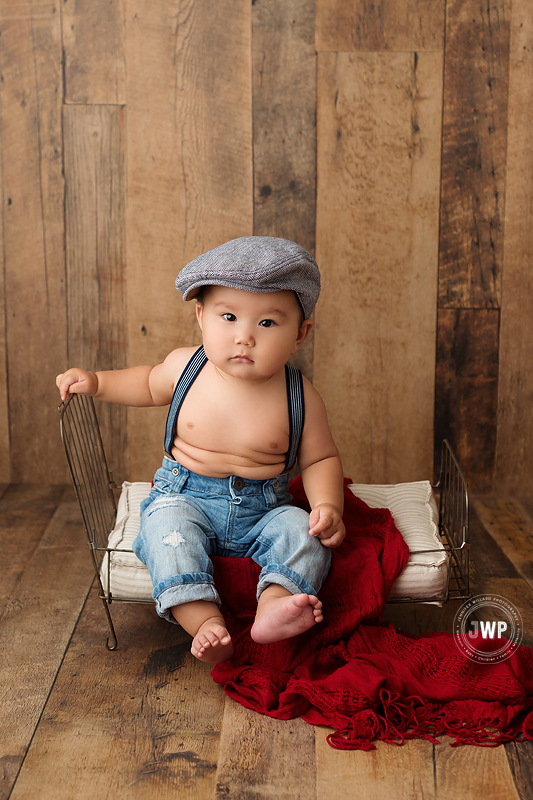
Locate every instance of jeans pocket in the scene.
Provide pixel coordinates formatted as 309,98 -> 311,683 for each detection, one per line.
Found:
273,486 -> 292,507
155,470 -> 186,495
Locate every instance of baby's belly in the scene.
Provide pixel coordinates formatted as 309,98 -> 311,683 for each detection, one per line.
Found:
170,438 -> 287,480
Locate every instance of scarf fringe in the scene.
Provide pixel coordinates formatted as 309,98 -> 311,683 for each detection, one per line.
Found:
325,688 -> 533,750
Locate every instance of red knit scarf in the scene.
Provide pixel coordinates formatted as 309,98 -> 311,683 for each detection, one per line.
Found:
211,478 -> 533,749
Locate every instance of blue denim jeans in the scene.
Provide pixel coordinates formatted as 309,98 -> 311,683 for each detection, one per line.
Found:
132,458 -> 331,623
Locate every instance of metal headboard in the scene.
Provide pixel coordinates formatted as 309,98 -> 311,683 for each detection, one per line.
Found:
59,393 -> 119,649
386,439 -> 470,604
435,439 -> 470,600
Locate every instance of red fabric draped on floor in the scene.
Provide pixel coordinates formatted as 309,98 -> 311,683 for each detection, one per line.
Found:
211,478 -> 533,750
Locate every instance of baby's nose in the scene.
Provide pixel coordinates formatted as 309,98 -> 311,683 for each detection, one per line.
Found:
235,326 -> 255,347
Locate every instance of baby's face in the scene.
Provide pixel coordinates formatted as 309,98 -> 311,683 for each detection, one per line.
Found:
196,286 -> 311,381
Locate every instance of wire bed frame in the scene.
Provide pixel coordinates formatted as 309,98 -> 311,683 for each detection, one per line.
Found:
59,393 -> 471,650
387,440 -> 471,605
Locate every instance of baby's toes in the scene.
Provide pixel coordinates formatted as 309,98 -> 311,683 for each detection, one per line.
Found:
204,630 -> 221,647
209,625 -> 232,646
311,599 -> 324,621
192,634 -> 210,655
191,624 -> 234,664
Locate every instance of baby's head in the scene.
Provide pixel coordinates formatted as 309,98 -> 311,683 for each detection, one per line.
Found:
175,237 -> 320,377
175,236 -> 320,324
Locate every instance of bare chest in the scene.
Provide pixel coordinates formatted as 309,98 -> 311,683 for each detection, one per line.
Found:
175,369 -> 290,459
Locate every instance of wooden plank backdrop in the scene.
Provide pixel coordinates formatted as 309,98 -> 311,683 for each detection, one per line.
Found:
63,104 -> 128,481
314,49 -> 442,484
0,123 -> 7,485
0,0 -> 532,493
494,0 -> 533,495
0,2 -> 66,483
62,0 -> 126,105
315,0 -> 445,52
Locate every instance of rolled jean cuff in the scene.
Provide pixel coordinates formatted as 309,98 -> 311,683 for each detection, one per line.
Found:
256,565 -> 321,600
154,578 -> 221,624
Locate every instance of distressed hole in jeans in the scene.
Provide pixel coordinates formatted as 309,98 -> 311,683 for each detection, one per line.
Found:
162,530 -> 186,547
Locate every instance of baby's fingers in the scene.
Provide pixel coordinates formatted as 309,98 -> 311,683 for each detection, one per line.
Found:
56,369 -> 97,400
318,527 -> 346,549
309,509 -> 333,536
56,373 -> 73,400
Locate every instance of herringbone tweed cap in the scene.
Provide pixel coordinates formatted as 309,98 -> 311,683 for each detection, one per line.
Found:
175,236 -> 320,319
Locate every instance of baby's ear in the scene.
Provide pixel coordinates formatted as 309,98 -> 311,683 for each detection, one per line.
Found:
295,319 -> 313,347
195,301 -> 204,329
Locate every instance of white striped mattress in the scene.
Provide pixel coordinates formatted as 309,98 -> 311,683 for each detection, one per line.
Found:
100,479 -> 448,604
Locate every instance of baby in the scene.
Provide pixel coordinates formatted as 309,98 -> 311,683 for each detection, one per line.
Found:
57,236 -> 345,664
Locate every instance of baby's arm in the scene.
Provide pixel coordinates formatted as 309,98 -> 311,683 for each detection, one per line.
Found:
56,348 -> 193,407
56,365 -> 155,405
297,380 -> 346,549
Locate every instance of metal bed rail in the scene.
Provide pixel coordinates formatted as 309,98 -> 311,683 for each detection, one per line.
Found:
59,394 -> 121,649
434,439 -> 470,600
386,439 -> 470,605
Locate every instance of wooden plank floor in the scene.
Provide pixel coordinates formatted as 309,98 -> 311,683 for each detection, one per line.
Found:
1,486 -> 533,800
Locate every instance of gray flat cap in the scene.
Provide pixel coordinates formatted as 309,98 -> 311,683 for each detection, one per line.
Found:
175,236 -> 320,319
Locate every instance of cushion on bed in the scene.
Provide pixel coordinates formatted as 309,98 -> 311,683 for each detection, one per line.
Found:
348,480 -> 448,602
100,481 -> 153,601
101,479 -> 449,603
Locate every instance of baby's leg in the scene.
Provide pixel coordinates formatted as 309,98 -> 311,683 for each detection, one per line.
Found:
248,504 -> 331,643
134,491 -> 231,662
172,600 -> 234,664
251,584 -> 323,644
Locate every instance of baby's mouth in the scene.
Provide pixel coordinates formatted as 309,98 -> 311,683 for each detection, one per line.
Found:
232,354 -> 253,364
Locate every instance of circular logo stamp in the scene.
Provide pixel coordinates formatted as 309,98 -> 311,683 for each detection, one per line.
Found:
453,595 -> 523,664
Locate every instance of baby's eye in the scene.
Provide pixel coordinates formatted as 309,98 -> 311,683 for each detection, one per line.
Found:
222,313 -> 236,322
259,319 -> 276,328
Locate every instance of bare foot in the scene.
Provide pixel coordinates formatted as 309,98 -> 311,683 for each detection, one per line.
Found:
190,617 -> 234,664
251,593 -> 323,644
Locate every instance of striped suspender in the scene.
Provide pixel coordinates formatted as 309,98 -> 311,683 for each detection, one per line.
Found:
164,346 -> 208,456
284,364 -> 305,472
163,345 -> 305,471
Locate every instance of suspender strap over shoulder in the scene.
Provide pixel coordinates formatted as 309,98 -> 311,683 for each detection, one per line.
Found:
164,345 -> 208,456
284,364 -> 305,472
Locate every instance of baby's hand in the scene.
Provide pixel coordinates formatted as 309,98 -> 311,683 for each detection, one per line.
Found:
309,503 -> 345,549
56,368 -> 98,401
